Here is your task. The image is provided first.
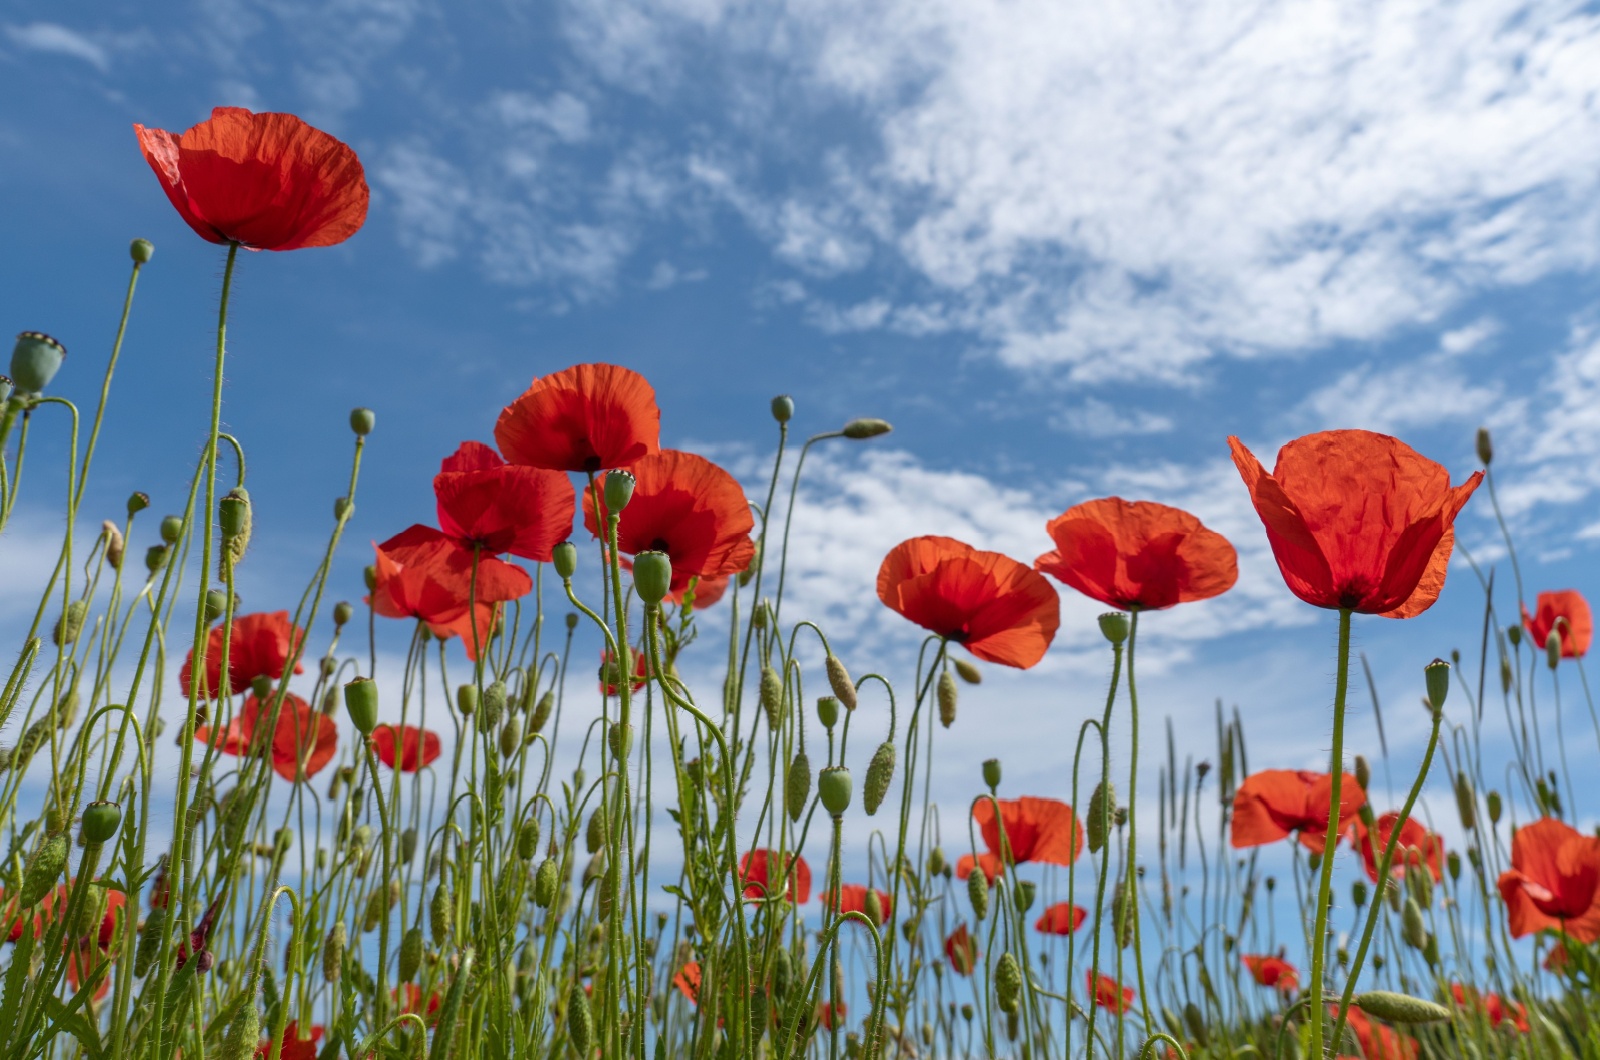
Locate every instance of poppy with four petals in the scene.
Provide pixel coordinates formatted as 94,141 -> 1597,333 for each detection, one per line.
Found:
1035,498 -> 1237,611
495,363 -> 661,474
738,849 -> 811,904
1348,811 -> 1444,884
1034,902 -> 1088,935
179,611 -> 305,700
583,449 -> 756,584
1230,770 -> 1367,852
1497,816 -> 1600,942
195,693 -> 338,782
1522,589 -> 1593,659
433,441 -> 576,562
955,796 -> 1084,882
370,724 -> 442,773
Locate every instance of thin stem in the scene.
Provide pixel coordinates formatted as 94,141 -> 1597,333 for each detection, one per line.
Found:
1307,608 -> 1353,1059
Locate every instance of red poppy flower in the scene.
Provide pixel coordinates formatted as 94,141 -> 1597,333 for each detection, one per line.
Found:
1348,812 -> 1444,884
179,611 -> 306,700
1230,770 -> 1366,852
955,797 -> 1084,881
877,536 -> 1060,669
1034,902 -> 1088,935
432,441 -> 575,562
1034,498 -> 1237,611
1335,1005 -> 1419,1060
944,924 -> 978,976
38,883 -> 124,1001
134,107 -> 367,251
738,850 -> 811,904
583,449 -> 755,583
673,962 -> 701,1004
369,525 -> 531,660
256,1021 -> 324,1060
817,1001 -> 847,1031
1497,817 -> 1600,941
1449,983 -> 1528,1033
396,984 -> 442,1024
599,647 -> 649,696
370,725 -> 442,772
495,363 -> 661,474
1088,972 -> 1135,1013
1242,954 -> 1299,992
195,693 -> 338,782
1523,590 -> 1593,659
821,885 -> 892,927
1229,431 -> 1482,618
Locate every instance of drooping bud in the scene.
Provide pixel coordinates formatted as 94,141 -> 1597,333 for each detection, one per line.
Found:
863,740 -> 896,815
429,883 -> 451,945
759,665 -> 784,727
633,550 -> 672,606
1401,898 -> 1426,949
1548,634 -> 1562,671
771,395 -> 795,423
1087,781 -> 1115,854
862,888 -> 884,927
1454,772 -> 1476,830
586,805 -> 607,854
954,658 -> 981,684
103,520 -> 125,570
481,680 -> 508,730
1351,879 -> 1368,907
603,469 -> 635,513
362,879 -> 400,933
938,671 -> 958,728
518,817 -> 541,860
218,995 -> 261,1060
400,827 -> 417,862
967,869 -> 989,921
218,487 -> 252,571
566,981 -> 595,1056
53,600 -> 88,646
1446,850 -> 1461,881
1425,658 -> 1451,709
1475,427 -> 1493,466
1013,879 -> 1036,914
1487,790 -> 1502,824
786,749 -> 812,822
1353,991 -> 1451,1024
1112,879 -> 1136,948
135,904 -> 167,977
500,716 -> 524,758
816,696 -> 840,729
343,677 -> 378,735
841,418 -> 892,439
994,952 -> 1021,1014
130,238 -> 155,263
1098,611 -> 1130,645
322,922 -> 346,981
10,332 -> 65,393
819,766 -> 852,816
531,690 -> 555,733
1406,862 -> 1434,908
826,655 -> 857,710
1354,755 -> 1371,792
927,847 -> 946,877
534,857 -> 559,908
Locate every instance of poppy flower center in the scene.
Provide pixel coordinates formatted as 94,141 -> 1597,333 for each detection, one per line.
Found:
650,537 -> 671,554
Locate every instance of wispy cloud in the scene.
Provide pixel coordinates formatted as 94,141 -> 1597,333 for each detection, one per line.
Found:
5,22 -> 111,71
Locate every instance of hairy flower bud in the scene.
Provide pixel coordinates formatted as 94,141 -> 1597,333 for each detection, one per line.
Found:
1087,781 -> 1115,854
531,690 -> 555,734
760,665 -> 783,728
786,749 -> 811,823
841,418 -> 892,439
954,658 -> 981,684
218,487 -> 251,571
967,869 -> 989,921
518,816 -> 541,861
863,740 -> 896,816
826,655 -> 857,710
52,600 -> 87,647
1353,990 -> 1451,1024
20,833 -> 68,907
398,926 -> 423,982
1401,898 -> 1426,950
135,905 -> 166,978
994,952 -> 1021,1014
430,883 -> 452,945
938,671 -> 958,728
322,921 -> 346,982
534,857 -> 560,908
219,998 -> 260,1060
1454,772 -> 1476,830
567,981 -> 595,1055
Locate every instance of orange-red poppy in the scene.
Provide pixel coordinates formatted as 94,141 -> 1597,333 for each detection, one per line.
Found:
495,363 -> 661,474
433,441 -> 575,562
195,693 -> 338,782
1034,902 -> 1088,935
599,648 -> 648,696
370,724 -> 442,772
583,449 -> 755,584
1229,431 -> 1482,618
944,924 -> 978,976
179,611 -> 306,700
134,107 -> 367,251
1449,983 -> 1528,1033
877,536 -> 1060,669
821,885 -> 892,927
1241,954 -> 1299,992
738,850 -> 811,904
1523,590 -> 1593,659
369,525 -> 532,660
1035,498 -> 1237,611
817,1001 -> 847,1031
955,797 -> 1084,881
1497,817 -> 1600,942
1230,770 -> 1366,852
1335,1004 -> 1419,1060
256,1021 -> 324,1060
673,962 -> 702,1004
396,984 -> 442,1024
1,882 -> 124,1000
1088,972 -> 1135,1013
1348,812 -> 1444,884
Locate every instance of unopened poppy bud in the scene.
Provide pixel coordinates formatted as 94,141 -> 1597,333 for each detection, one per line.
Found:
818,765 -> 852,816
603,469 -> 635,512
826,654 -> 857,710
1354,755 -> 1371,792
841,418 -> 892,439
531,690 -> 555,733
1098,611 -> 1129,645
429,883 -> 452,944
363,564 -> 377,592
1406,863 -> 1434,907
552,541 -> 578,579
134,905 -> 166,977
349,407 -> 375,436
398,926 -> 423,982
344,677 -> 378,734
456,683 -> 477,716
130,237 -> 155,263
864,740 -> 896,815
53,600 -> 87,646
322,921 -> 347,981
145,544 -> 169,573
816,695 -> 840,730
127,491 -> 150,516
534,857 -> 559,908
1087,781 -> 1115,853
585,805 -> 607,854
771,395 -> 795,423
19,833 -> 68,908
1508,624 -> 1522,648
938,671 -> 958,728
81,800 -> 122,844
1424,658 -> 1450,708
567,982 -> 595,1057
787,749 -> 811,822
219,485 -> 251,550
633,550 -> 671,605
759,665 -> 783,727
219,998 -> 260,1060
1454,772 -> 1476,829
953,658 -> 981,684
1353,990 -> 1451,1024
1351,879 -> 1368,907
1446,850 -> 1461,880
250,675 -> 273,701
981,758 -> 1002,790
204,589 -> 230,623
1014,879 -> 1036,913
994,952 -> 1021,1014
1476,427 -> 1493,466
1401,898 -> 1426,949
10,332 -> 65,393
1548,633 -> 1562,670
159,513 -> 182,544
332,496 -> 352,521
862,887 -> 883,927
968,869 -> 989,921
400,827 -> 418,862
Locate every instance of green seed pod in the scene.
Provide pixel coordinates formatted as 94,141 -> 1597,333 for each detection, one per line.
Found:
606,721 -> 631,760
552,541 -> 578,580
1454,771 -> 1476,830
399,926 -> 423,982
430,883 -> 451,946
604,468 -> 636,512
994,952 -> 1021,1015
938,671 -> 958,728
349,407 -> 375,436
343,677 -> 378,735
1425,658 -> 1451,708
819,766 -> 852,816
20,833 -> 69,907
363,879 -> 400,933
500,715 -> 523,758
567,981 -> 595,1055
531,690 -> 555,733
1406,863 -> 1434,908
1446,850 -> 1461,880
219,997 -> 260,1060
534,858 -> 559,908
1014,879 -> 1036,914
1352,879 -> 1369,908
130,237 -> 155,263
518,816 -> 541,860
1354,755 -> 1371,792
633,550 -> 672,606
967,869 -> 989,921
456,684 -> 477,717
53,600 -> 88,646
586,805 -> 607,854
134,904 -> 166,977
982,758 -> 1002,790
145,543 -> 170,574
863,741 -> 895,815
1401,897 -> 1426,950
1087,781 -> 1115,854
1487,790 -> 1503,824
770,395 -> 795,423
322,921 -> 346,982
759,666 -> 783,728
816,696 -> 840,729
786,749 -> 812,823
1098,611 -> 1130,645
826,655 -> 856,710
841,418 -> 892,440
81,800 -> 122,844
218,487 -> 252,572
1353,990 -> 1452,1024
10,332 -> 65,393
927,847 -> 946,877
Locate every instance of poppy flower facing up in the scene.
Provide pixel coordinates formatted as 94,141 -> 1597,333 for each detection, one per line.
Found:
1349,812 -> 1444,884
1449,983 -> 1529,1033
1231,770 -> 1367,852
179,611 -> 306,699
134,107 -> 368,250
944,924 -> 978,976
256,1021 -> 324,1060
1034,497 -> 1237,611
369,525 -> 532,659
1523,590 -> 1593,659
821,885 -> 892,927
495,363 -> 661,474
877,536 -> 1060,668
738,850 -> 811,904
1034,902 -> 1088,935
370,724 -> 442,773
583,449 -> 755,584
1088,972 -> 1135,1013
1497,817 -> 1600,942
955,797 -> 1084,882
433,441 -> 576,561
195,693 -> 338,782
1335,1005 -> 1419,1060
1229,430 -> 1482,618
1242,954 -> 1299,992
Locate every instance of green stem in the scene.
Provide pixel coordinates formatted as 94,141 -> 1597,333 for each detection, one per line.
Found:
1307,608 -> 1353,1059
1125,610 -> 1154,1040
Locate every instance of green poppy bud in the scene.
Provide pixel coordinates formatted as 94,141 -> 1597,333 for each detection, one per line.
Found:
332,600 -> 353,626
81,800 -> 122,844
145,543 -> 169,574
219,998 -> 260,1060
398,926 -> 423,982
456,683 -> 477,716
863,740 -> 896,815
429,883 -> 451,945
772,947 -> 794,1000
20,834 -> 68,907
1447,850 -> 1461,881
130,238 -> 155,263
322,921 -> 346,982
552,541 -> 578,580
1087,781 -> 1115,854
399,827 -> 417,862
1354,754 -> 1371,792
363,564 -> 377,592
158,512 -> 185,545
771,395 -> 795,423
332,496 -> 352,521
787,749 -> 812,822
994,952 -> 1021,1014
1183,1003 -> 1208,1047
1548,633 -> 1562,671
633,549 -> 671,605
816,695 -> 840,729
981,758 -> 1002,790
603,469 -> 635,512
1351,879 -> 1368,907
341,677 -> 378,735
481,680 -> 507,727
567,981 -> 595,1056
52,600 -> 87,646
954,658 -> 981,684
927,847 -> 946,877
1425,658 -> 1451,708
1508,624 -> 1523,648
349,407 -> 375,436
819,766 -> 852,816
841,418 -> 892,439
1014,879 -> 1036,914
518,816 -> 541,860
1487,789 -> 1502,823
531,690 -> 555,733
534,858 -> 559,908
586,805 -> 607,854
501,716 -> 523,758
127,491 -> 150,516
1455,772 -> 1476,830
938,671 -> 958,728
1401,898 -> 1426,949
10,332 -> 65,393
1406,862 -> 1434,907
135,904 -> 166,977
826,655 -> 857,710
219,486 -> 250,542
863,889 -> 883,927
1098,611 -> 1129,645
1476,427 -> 1493,466
759,665 -> 783,727
967,869 -> 989,921
1353,990 -> 1451,1024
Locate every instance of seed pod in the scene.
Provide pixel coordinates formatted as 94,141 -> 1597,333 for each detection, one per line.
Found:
53,600 -> 88,646
343,677 -> 378,735
994,952 -> 1021,1014
1486,790 -> 1502,824
967,869 -> 989,921
1406,863 -> 1434,908
518,817 -> 541,860
863,741 -> 896,816
982,758 -> 1002,790
430,884 -> 452,945
399,827 -> 418,863
567,981 -> 595,1056
826,655 -> 856,710
399,926 -> 423,982
816,696 -> 840,729
1401,898 -> 1426,950
586,805 -> 607,854
927,847 -> 946,877
456,684 -> 477,717
20,833 -> 69,907
500,716 -> 523,758
530,690 -> 555,733
786,749 -> 812,823
1454,772 -> 1476,830
1352,879 -> 1369,907
534,858 -> 559,908
1112,880 -> 1135,948
81,800 -> 122,844
936,670 -> 959,728
134,904 -> 166,977
819,766 -> 852,816
219,997 -> 260,1060
1087,781 -> 1115,854
322,922 -> 347,982
1353,990 -> 1451,1024
606,721 -> 631,760
759,666 -> 783,728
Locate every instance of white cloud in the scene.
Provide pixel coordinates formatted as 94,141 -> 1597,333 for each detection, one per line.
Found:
4,22 -> 110,71
1052,398 -> 1173,439
1294,350 -> 1503,435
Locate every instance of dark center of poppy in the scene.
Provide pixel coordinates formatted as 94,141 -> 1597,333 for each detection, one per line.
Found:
650,537 -> 671,553
584,456 -> 603,474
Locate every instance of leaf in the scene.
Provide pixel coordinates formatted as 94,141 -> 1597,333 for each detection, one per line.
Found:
41,994 -> 105,1060
0,917 -> 37,1055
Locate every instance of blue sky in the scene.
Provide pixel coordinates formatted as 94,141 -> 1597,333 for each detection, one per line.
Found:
3,0 -> 1600,964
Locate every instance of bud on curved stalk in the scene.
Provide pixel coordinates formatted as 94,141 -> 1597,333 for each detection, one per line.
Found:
1548,633 -> 1562,671
819,766 -> 852,816
102,520 -> 125,570
1087,781 -> 1115,854
1476,427 -> 1493,466
1112,879 -> 1135,948
1013,879 -> 1035,914
518,817 -> 541,860
567,980 -> 595,1055
219,996 -> 260,1060
816,696 -> 840,730
10,332 -> 65,393
938,671 -> 958,728
1098,611 -> 1130,645
1353,990 -> 1452,1024
954,658 -> 981,685
994,952 -> 1021,1014
863,888 -> 883,928
1487,790 -> 1502,824
967,869 -> 989,921
534,858 -> 559,908
841,418 -> 892,440
1401,898 -> 1426,949
399,926 -> 423,982
481,681 -> 507,729
400,828 -> 417,862
586,806 -> 607,855
20,833 -> 68,907
607,721 -> 632,760
322,922 -> 346,982
759,665 -> 783,728
363,879 -> 400,933
53,600 -> 87,647
1454,772 -> 1476,830
1425,658 -> 1450,709
863,741 -> 896,815
1354,755 -> 1371,792
826,655 -> 857,710
500,716 -> 523,758
786,749 -> 811,822
604,469 -> 635,513
343,677 -> 378,735
430,884 -> 451,945
531,691 -> 555,734
349,407 -> 375,436
771,395 -> 795,423
927,847 -> 945,877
